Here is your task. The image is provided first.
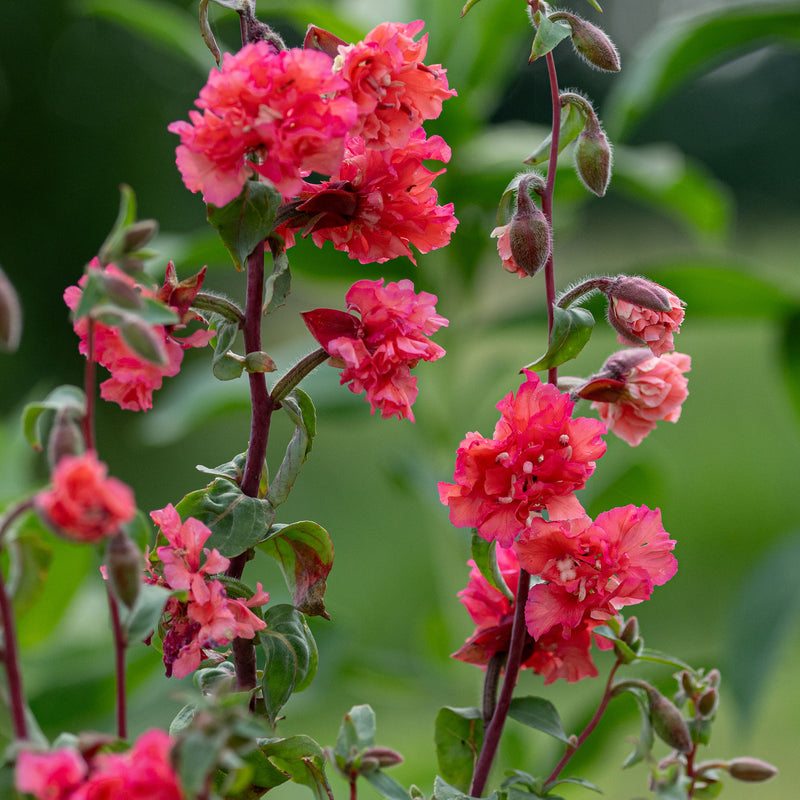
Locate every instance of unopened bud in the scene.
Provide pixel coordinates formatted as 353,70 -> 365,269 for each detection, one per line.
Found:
100,272 -> 144,310
606,276 -> 672,313
679,670 -> 696,697
304,25 -> 347,58
552,12 -> 620,72
122,219 -> 159,253
361,746 -> 403,769
118,314 -> 168,366
47,410 -> 86,470
0,266 -> 22,353
647,687 -> 693,754
105,531 -> 143,609
574,113 -> 612,197
244,351 -> 277,373
509,176 -> 551,277
705,668 -> 721,688
696,687 -> 718,718
619,616 -> 639,646
727,757 -> 779,782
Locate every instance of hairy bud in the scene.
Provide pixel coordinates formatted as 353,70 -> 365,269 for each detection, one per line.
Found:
646,687 -> 693,754
508,176 -> 551,277
361,746 -> 404,769
696,687 -> 718,718
0,266 -> 22,353
105,531 -> 143,610
47,410 -> 86,471
574,112 -> 612,197
122,219 -> 159,253
552,12 -> 620,72
727,757 -> 779,782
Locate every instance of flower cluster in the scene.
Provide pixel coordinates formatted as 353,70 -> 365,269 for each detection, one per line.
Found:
171,21 -> 457,265
439,372 -> 607,547
15,729 -> 182,800
303,278 -> 448,421
146,504 -> 269,678
514,505 -> 677,640
64,260 -> 212,412
36,451 -> 136,543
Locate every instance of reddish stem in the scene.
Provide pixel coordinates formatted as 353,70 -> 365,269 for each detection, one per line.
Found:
105,583 -> 128,740
83,318 -> 97,452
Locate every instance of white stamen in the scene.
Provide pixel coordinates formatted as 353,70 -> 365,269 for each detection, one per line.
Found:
522,461 -> 534,474
559,434 -> 570,447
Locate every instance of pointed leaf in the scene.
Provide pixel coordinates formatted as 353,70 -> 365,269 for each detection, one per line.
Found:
122,582 -> 172,643
5,520 -> 52,614
461,0 -> 486,18
175,478 -> 275,558
207,181 -> 282,270
365,770 -> 411,800
433,775 -> 496,800
346,704 -> 377,749
264,244 -> 291,315
508,696 -> 570,743
470,535 -> 513,601
259,735 -> 332,800
210,317 -> 243,381
524,104 -> 586,166
523,307 -> 594,371
435,707 -> 485,792
530,15 -> 572,61
544,776 -> 602,794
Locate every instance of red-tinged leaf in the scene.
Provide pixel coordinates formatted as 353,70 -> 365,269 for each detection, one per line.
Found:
301,308 -> 359,351
260,521 -> 333,618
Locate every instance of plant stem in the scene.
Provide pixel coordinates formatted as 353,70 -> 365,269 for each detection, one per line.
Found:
543,659 -> 622,788
83,318 -> 97,452
270,347 -> 329,404
0,498 -> 35,740
105,583 -> 128,740
469,569 -> 530,796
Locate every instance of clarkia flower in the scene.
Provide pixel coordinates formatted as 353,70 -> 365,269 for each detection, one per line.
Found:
514,505 -> 677,640
15,747 -> 87,800
147,504 -> 269,678
169,43 -> 357,206
439,371 -> 607,547
303,278 -> 448,421
37,451 -> 136,543
579,349 -> 691,446
288,130 -> 457,264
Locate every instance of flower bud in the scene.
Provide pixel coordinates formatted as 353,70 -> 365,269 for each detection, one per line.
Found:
508,177 -> 551,277
304,25 -> 347,58
47,410 -> 86,471
574,113 -> 612,197
244,351 -> 277,373
552,12 -> 620,72
727,757 -> 779,782
696,687 -> 718,718
361,746 -> 404,769
606,276 -> 672,312
118,314 -> 169,366
122,219 -> 159,253
646,687 -> 693,754
0,266 -> 22,353
704,668 -> 721,688
105,531 -> 143,609
620,616 -> 640,646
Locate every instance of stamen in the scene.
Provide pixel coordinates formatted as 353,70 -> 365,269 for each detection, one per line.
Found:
522,461 -> 534,474
559,434 -> 570,447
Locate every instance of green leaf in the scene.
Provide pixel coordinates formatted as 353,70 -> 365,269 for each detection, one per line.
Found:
618,686 -> 654,768
781,311 -> 800,424
5,519 -> 52,614
210,317 -> 243,381
522,307 -> 594,371
207,181 -> 283,271
606,4 -> 800,140
266,389 -> 316,508
259,735 -> 332,800
530,15 -> 572,61
470,535 -> 513,601
196,452 -> 248,484
508,696 -> 570,743
241,746 -> 292,790
335,704 -> 376,758
22,385 -> 86,451
176,479 -> 275,558
259,604 -> 319,725
433,775 -> 496,800
460,0 -> 485,17
122,581 -> 171,643
259,521 -> 333,618
524,103 -> 586,166
544,776 -> 602,794
264,244 -> 291,315
365,770 -> 411,800
434,707 -> 485,792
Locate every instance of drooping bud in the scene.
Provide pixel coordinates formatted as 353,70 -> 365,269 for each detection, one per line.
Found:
551,12 -> 620,72
47,409 -> 86,471
304,25 -> 347,58
105,531 -> 143,610
696,687 -> 718,718
0,266 -> 23,353
574,111 -> 612,197
727,757 -> 779,782
606,275 -> 672,312
508,175 -> 551,277
646,687 -> 693,754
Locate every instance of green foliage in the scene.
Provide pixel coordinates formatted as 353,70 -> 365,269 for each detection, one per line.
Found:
22,385 -> 86,452
529,15 -> 573,62
258,735 -> 332,800
470,534 -> 512,600
507,697 -> 570,744
434,706 -> 484,792
522,306 -> 595,371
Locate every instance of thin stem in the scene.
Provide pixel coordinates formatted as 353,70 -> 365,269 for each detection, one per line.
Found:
191,292 -> 245,325
543,658 -> 623,787
270,347 -> 329,404
105,583 -> 128,740
83,318 -> 97,452
469,569 -> 530,796
0,498 -> 35,740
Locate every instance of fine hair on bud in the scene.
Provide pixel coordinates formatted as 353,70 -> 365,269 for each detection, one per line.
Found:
509,174 -> 551,277
574,110 -> 612,197
550,11 -> 621,72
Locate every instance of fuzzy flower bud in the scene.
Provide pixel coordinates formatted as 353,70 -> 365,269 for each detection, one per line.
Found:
575,112 -> 612,197
46,409 -> 86,471
647,687 -> 693,754
727,757 -> 779,782
361,746 -> 404,769
552,12 -> 620,72
508,175 -> 551,277
105,531 -> 143,609
696,687 -> 719,718
0,266 -> 22,353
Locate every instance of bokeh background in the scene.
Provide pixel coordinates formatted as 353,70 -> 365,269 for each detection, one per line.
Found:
1,0 -> 800,798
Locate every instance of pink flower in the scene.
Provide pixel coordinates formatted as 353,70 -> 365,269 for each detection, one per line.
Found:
15,748 -> 87,800
147,505 -> 269,678
439,372 -> 607,547
169,43 -> 357,206
37,451 -> 136,543
606,279 -> 685,356
514,506 -> 677,640
490,223 -> 525,278
289,130 -> 458,265
335,20 -> 456,150
302,278 -> 448,421
582,349 -> 691,447
64,261 -> 212,412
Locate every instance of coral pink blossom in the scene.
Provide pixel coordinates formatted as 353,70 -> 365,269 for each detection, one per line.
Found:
169,43 -> 357,205
37,451 -> 136,543
303,278 -> 448,421
64,261 -> 212,412
147,505 -> 269,678
609,283 -> 685,356
439,372 -> 607,547
514,506 -> 677,641
335,20 -> 456,150
490,223 -> 526,278
15,748 -> 87,800
591,351 -> 691,447
292,130 -> 458,265
453,546 -> 599,684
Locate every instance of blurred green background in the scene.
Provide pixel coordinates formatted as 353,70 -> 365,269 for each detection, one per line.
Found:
2,0 -> 800,798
